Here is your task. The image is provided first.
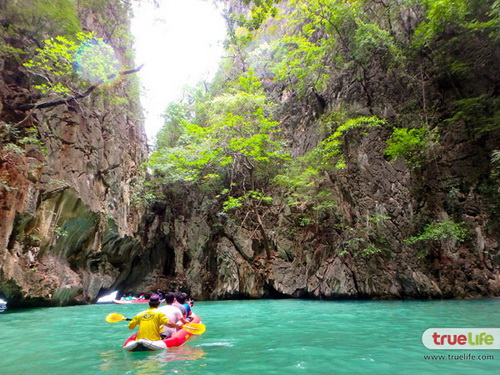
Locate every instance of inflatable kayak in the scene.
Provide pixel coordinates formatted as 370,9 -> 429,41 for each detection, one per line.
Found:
0,298 -> 7,312
123,314 -> 202,351
113,299 -> 148,304
95,291 -> 118,304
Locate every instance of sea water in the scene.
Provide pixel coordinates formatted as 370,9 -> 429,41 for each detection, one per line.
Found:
0,299 -> 498,374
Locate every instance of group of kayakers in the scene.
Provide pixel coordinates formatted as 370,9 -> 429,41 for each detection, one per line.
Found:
127,291 -> 195,342
120,293 -> 140,301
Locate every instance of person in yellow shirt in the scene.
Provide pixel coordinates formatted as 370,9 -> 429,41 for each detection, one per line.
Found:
127,294 -> 178,341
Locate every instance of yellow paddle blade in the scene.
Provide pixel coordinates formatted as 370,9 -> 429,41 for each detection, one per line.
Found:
106,312 -> 126,323
183,323 -> 206,335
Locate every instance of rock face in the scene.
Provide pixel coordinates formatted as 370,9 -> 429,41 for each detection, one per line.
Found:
140,120 -> 498,301
115,119 -> 497,302
0,1 -> 148,307
0,0 -> 498,306
134,1 -> 499,301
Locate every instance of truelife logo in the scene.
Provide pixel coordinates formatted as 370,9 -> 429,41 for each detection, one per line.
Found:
422,328 -> 500,350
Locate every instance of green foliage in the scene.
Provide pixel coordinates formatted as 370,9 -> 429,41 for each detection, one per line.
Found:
312,116 -> 386,169
405,220 -> 468,245
411,0 -> 499,135
0,43 -> 24,60
266,0 -> 402,96
150,89 -> 287,182
24,32 -> 121,95
3,0 -> 81,37
340,234 -> 382,258
130,179 -> 158,208
229,0 -> 280,31
352,20 -> 401,66
0,121 -> 20,142
75,0 -> 109,13
274,163 -> 313,196
361,243 -> 382,256
475,149 -> 500,233
414,0 -> 470,45
23,36 -> 75,95
274,160 -> 336,213
147,70 -> 289,246
2,143 -> 25,155
445,95 -> 500,133
413,0 -> 499,46
237,68 -> 264,93
488,149 -> 500,196
222,190 -> 272,211
74,38 -> 121,85
339,212 -> 391,257
53,225 -> 69,238
0,123 -> 46,156
222,0 -> 280,72
273,116 -> 382,236
368,213 -> 391,224
384,127 -> 439,168
274,115 -> 383,227
17,126 -> 45,148
492,150 -> 500,173
156,103 -> 190,150
270,34 -> 332,96
147,69 -> 289,205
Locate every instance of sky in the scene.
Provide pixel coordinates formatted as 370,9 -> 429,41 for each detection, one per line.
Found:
130,0 -> 227,144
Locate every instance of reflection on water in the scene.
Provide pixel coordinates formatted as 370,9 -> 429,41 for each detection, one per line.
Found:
99,345 -> 206,374
99,350 -> 120,372
133,359 -> 165,375
157,345 -> 206,362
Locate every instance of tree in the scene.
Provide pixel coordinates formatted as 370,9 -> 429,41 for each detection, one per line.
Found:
148,69 -> 290,258
268,0 -> 401,100
18,32 -> 143,117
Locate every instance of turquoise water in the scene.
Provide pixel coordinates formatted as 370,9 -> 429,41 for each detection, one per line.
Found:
0,299 -> 498,374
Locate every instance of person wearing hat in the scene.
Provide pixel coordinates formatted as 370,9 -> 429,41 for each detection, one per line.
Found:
127,294 -> 178,341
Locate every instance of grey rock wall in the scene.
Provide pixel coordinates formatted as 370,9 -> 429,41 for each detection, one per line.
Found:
0,1 -> 148,307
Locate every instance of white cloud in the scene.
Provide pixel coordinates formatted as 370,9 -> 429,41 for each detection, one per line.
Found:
131,0 -> 227,143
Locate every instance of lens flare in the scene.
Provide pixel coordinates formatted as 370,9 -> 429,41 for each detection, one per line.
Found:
74,39 -> 122,86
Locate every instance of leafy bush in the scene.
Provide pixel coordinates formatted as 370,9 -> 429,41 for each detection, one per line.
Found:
24,32 -> 121,95
445,95 -> 500,133
2,0 -> 81,37
384,127 -> 439,168
313,116 -> 386,169
405,220 -> 468,244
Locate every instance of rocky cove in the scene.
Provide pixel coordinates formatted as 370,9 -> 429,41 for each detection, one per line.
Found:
0,0 -> 498,308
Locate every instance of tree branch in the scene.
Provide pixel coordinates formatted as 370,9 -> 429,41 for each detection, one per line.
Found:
14,64 -> 145,113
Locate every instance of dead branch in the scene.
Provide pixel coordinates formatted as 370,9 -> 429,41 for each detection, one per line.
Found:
14,64 -> 145,114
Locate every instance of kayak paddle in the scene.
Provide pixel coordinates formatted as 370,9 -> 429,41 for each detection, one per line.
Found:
182,323 -> 206,335
105,312 -> 206,335
106,312 -> 131,322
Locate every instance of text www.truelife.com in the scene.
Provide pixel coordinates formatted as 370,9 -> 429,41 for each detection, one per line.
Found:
423,354 -> 495,361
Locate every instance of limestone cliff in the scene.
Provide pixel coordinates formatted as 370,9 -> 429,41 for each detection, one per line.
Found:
132,0 -> 499,301
0,0 -> 498,306
0,0 -> 147,307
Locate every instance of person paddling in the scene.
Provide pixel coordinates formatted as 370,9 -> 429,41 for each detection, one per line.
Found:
127,294 -> 178,341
